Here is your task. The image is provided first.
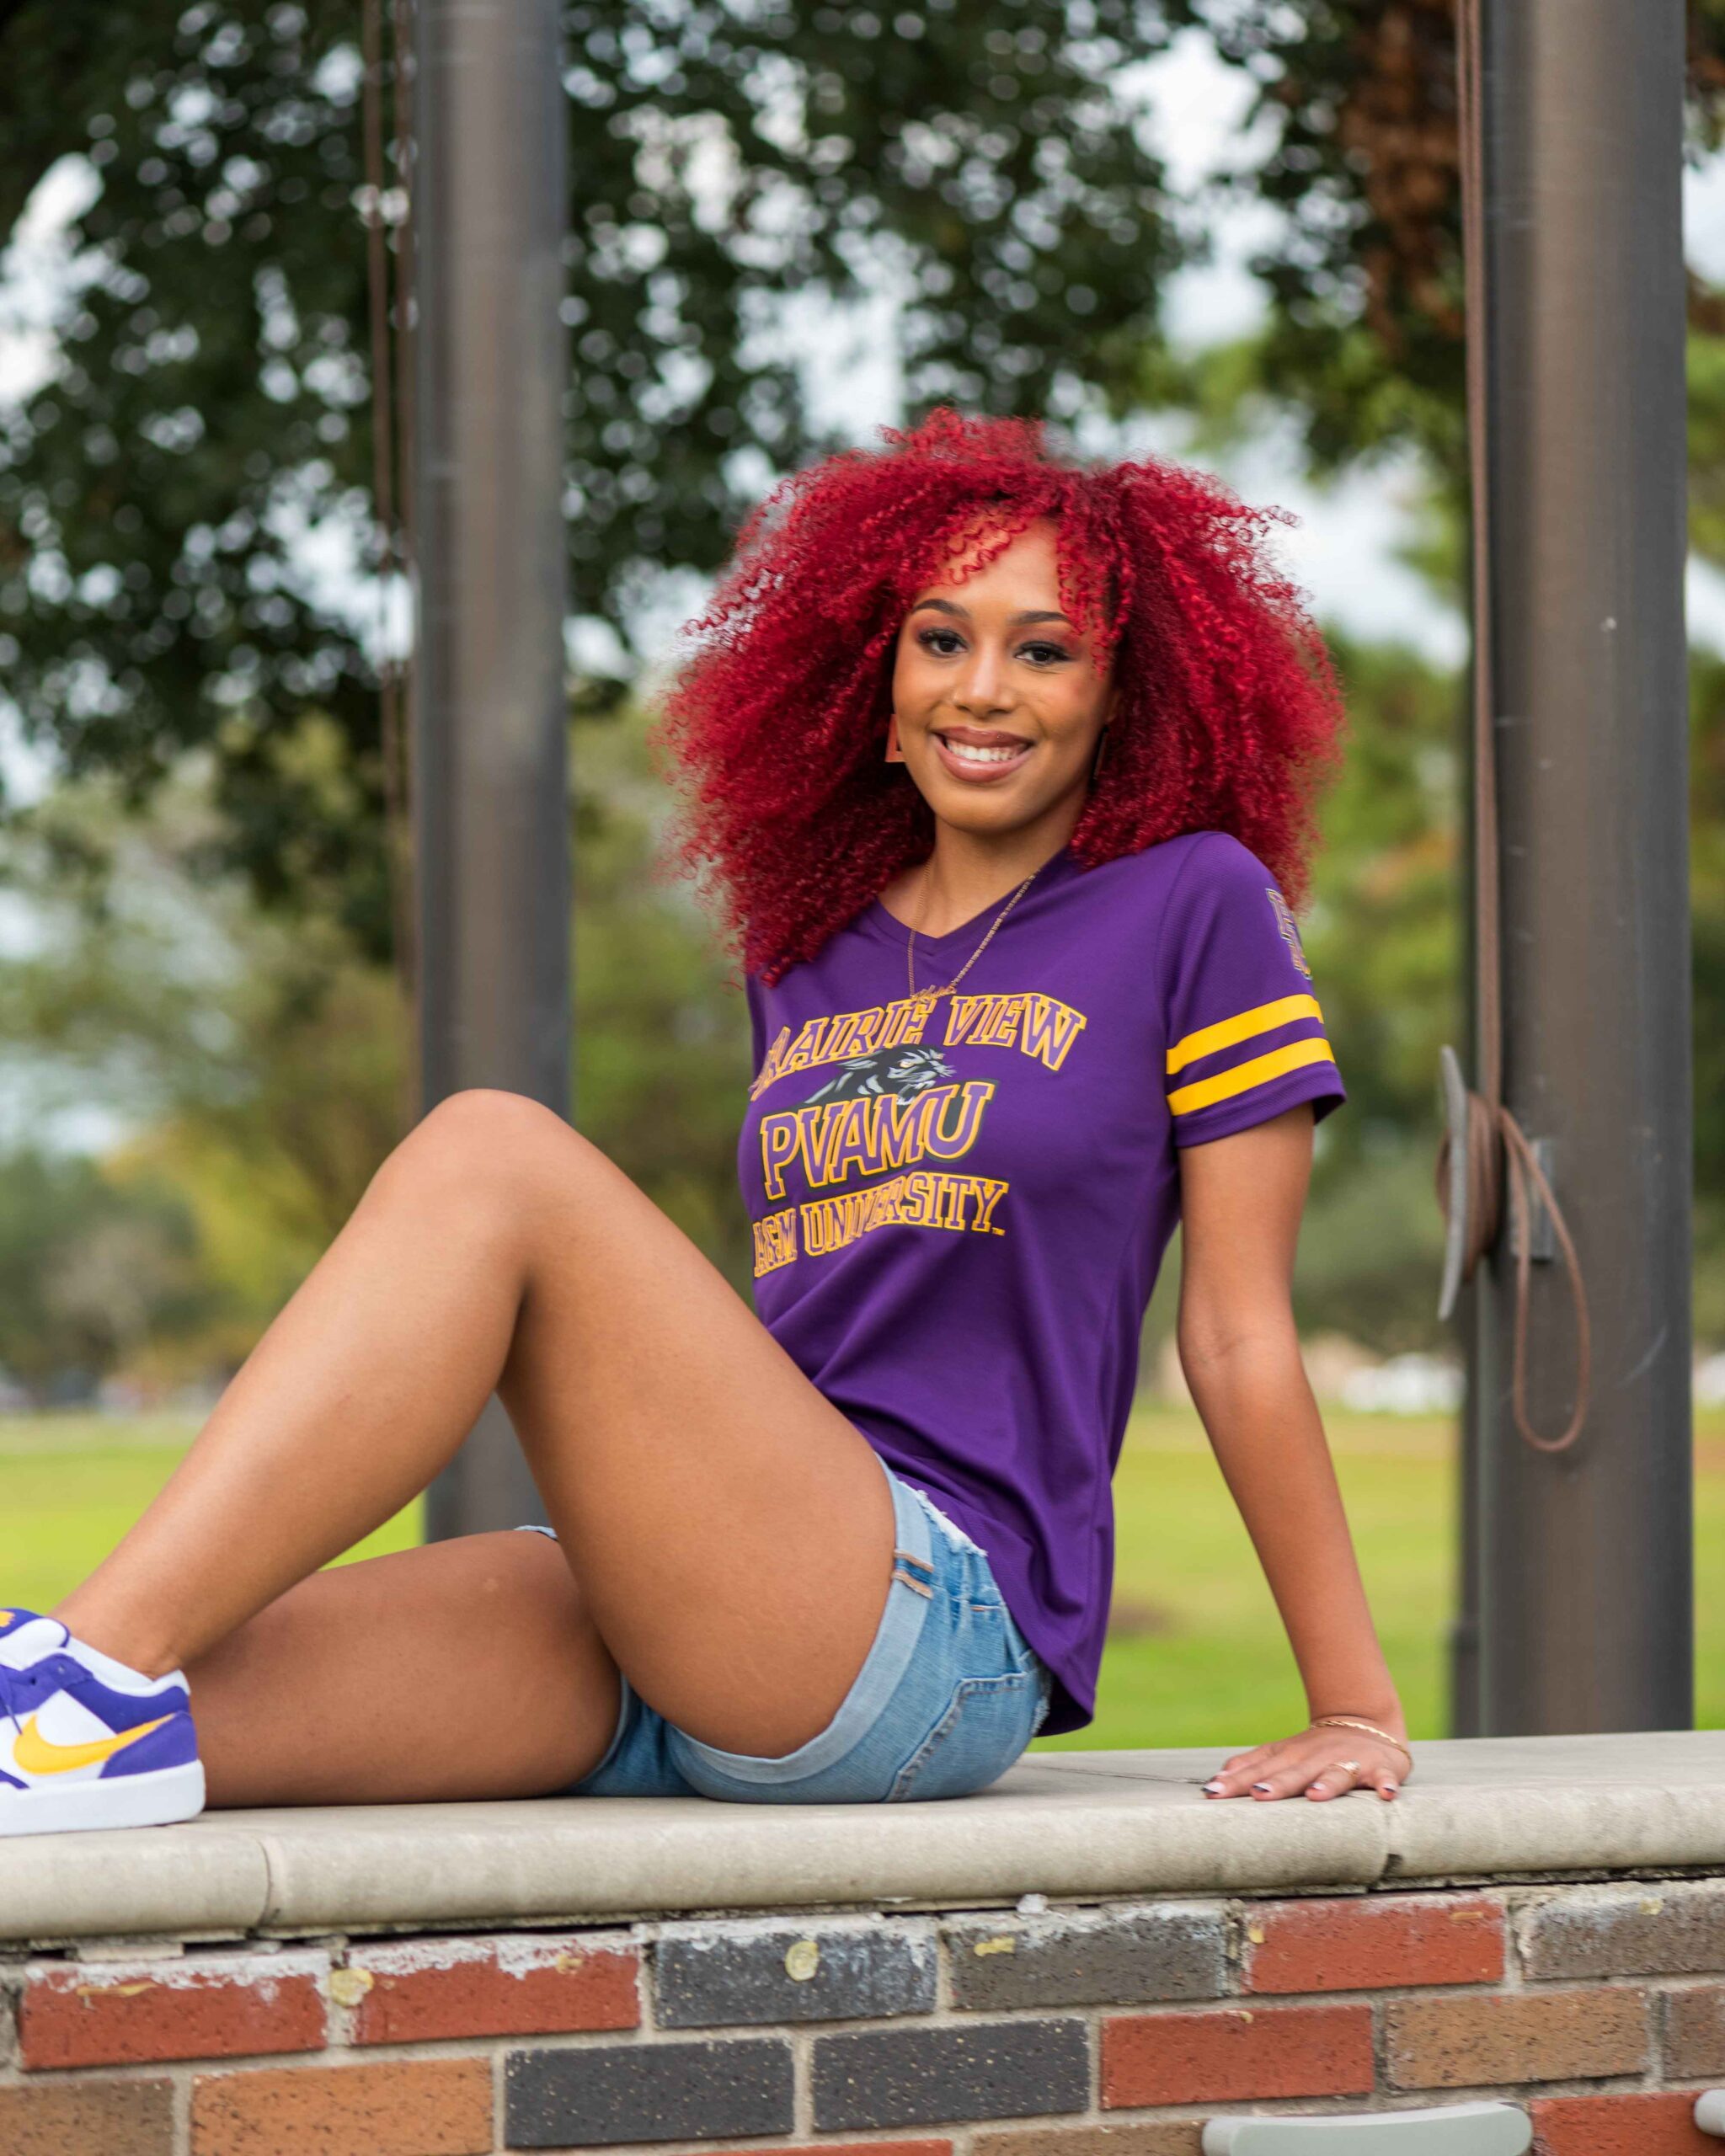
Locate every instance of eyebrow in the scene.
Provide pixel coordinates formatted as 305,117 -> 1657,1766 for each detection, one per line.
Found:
910,599 -> 1076,628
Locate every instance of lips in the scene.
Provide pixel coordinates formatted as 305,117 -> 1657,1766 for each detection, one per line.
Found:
932,729 -> 1034,782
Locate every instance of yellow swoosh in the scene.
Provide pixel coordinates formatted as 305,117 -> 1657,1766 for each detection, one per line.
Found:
13,1713 -> 174,1776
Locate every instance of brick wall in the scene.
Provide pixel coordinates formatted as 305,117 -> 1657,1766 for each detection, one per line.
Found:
5,1877 -> 1725,2154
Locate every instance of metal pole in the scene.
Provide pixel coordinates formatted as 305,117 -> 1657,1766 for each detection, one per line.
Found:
1449,685 -> 1483,1740
412,0 -> 569,1536
1474,0 -> 1692,1731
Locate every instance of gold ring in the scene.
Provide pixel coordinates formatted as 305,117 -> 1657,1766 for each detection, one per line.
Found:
1338,1759 -> 1361,1774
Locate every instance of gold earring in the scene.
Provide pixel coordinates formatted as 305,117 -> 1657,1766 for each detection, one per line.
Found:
885,712 -> 905,763
1089,725 -> 1111,782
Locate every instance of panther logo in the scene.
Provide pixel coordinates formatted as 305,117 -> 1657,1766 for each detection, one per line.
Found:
799,1044 -> 956,1105
1266,888 -> 1313,980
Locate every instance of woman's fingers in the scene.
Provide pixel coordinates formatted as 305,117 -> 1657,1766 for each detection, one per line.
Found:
1203,1733 -> 1408,1801
1299,1761 -> 1364,1802
1203,1753 -> 1276,1796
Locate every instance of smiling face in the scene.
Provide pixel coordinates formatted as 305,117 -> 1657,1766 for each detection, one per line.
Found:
889,519 -> 1115,842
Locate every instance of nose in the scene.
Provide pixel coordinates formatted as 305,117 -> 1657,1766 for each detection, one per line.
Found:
951,640 -> 1012,718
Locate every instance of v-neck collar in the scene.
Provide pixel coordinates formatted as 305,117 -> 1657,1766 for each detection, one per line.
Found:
855,841 -> 1084,958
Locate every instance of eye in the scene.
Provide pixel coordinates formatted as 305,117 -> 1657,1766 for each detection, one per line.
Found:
916,627 -> 965,656
1018,640 -> 1072,666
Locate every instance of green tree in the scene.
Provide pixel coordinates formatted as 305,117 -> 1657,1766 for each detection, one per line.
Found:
1126,5 -> 1725,1338
0,0 -> 1184,956
0,754 -> 413,1373
1693,646 -> 1725,1339
0,1145 -> 210,1400
1295,629 -> 1461,1351
0,687 -> 764,1390
1149,0 -> 1725,486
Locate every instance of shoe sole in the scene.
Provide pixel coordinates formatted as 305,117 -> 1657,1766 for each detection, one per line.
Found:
0,1760 -> 206,1838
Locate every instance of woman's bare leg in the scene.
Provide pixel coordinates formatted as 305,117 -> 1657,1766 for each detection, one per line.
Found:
186,1533 -> 622,1805
53,1089 -> 897,1768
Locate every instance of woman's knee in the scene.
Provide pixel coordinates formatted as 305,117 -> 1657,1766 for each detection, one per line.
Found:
377,1088 -> 595,1220
418,1086 -> 575,1161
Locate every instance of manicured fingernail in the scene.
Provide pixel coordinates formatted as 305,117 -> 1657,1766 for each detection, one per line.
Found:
1203,1779 -> 1225,1794
1251,1781 -> 1271,1794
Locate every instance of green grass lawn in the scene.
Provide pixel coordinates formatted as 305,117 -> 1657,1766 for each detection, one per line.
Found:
3,1404 -> 1720,1753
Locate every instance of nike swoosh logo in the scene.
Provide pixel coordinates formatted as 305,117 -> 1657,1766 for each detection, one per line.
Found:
13,1713 -> 174,1776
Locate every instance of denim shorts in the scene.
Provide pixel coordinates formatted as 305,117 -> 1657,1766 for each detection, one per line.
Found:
518,1448 -> 1053,1803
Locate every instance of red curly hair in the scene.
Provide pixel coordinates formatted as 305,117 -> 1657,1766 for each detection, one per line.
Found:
648,408 -> 1343,986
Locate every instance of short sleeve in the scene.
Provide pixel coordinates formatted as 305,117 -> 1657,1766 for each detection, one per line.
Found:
1158,833 -> 1345,1146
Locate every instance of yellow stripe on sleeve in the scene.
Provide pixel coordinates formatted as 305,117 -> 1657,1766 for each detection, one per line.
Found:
1168,1037 -> 1338,1117
1166,994 -> 1324,1075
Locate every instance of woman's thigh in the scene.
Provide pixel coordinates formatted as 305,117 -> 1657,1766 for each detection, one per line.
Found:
393,1091 -> 899,1764
190,1530 -> 621,1806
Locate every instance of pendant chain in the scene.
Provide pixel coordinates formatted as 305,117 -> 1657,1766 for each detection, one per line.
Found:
905,865 -> 1042,1010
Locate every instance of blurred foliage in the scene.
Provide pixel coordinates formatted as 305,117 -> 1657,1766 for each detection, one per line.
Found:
1128,2 -> 1725,1344
1155,0 -> 1468,483
0,692 -> 757,1393
0,1148 -> 209,1398
1295,629 -> 1460,1351
0,755 -> 411,1387
1690,332 -> 1725,568
569,702 -> 755,1289
1695,646 -> 1725,1342
1303,630 -> 1460,1149
0,0 -> 1183,958
1151,0 -> 1725,488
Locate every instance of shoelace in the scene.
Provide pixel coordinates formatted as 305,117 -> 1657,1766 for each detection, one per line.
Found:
0,1658 -> 63,1742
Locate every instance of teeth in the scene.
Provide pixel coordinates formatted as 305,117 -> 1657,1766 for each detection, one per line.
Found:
943,737 -> 1026,765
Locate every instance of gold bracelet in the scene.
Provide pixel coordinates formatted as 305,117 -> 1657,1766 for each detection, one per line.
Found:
1310,1714 -> 1413,1766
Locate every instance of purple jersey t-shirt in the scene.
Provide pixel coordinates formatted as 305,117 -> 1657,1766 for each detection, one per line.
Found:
738,829 -> 1345,1735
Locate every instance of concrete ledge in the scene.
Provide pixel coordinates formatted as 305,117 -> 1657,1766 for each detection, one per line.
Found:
4,1733 -> 1723,1945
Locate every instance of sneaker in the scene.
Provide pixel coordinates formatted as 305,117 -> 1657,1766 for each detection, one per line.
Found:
0,1608 -> 205,1837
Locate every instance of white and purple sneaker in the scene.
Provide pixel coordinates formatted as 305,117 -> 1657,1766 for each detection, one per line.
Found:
0,1608 -> 204,1837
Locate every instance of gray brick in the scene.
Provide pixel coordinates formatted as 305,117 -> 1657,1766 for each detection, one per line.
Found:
813,2017 -> 1090,2131
943,1903 -> 1225,2011
505,2037 -> 793,2148
1520,1883 -> 1725,1979
654,1916 -> 937,2027
1665,1983 -> 1725,2077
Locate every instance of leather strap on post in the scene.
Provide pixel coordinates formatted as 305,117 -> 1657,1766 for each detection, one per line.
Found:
1436,0 -> 1592,1455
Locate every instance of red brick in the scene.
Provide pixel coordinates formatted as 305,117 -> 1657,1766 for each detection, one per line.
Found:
1244,1894 -> 1504,1994
344,1931 -> 638,2045
191,2058 -> 492,2156
1386,1989 -> 1648,2089
1532,2090 -> 1716,2154
1101,2003 -> 1374,2107
21,1951 -> 327,2070
728,2147 -> 952,2156
976,2131 -> 1204,2156
0,2079 -> 175,2156
1666,1983 -> 1725,2077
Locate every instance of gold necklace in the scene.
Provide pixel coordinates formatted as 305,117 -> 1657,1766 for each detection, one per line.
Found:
904,862 -> 1043,1016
